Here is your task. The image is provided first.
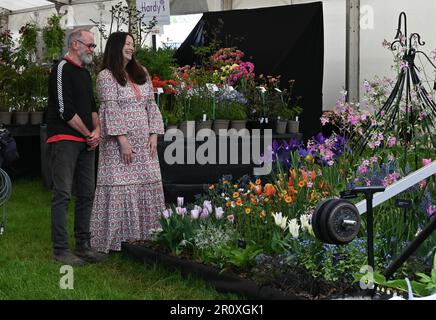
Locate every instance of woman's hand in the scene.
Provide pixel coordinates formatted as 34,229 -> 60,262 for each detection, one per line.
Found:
148,133 -> 158,159
117,135 -> 134,165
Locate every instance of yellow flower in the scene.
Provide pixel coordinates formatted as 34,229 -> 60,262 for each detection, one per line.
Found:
264,197 -> 270,203
209,184 -> 215,190
226,201 -> 231,207
310,191 -> 319,202
233,192 -> 240,199
255,179 -> 261,185
245,207 -> 251,215
259,210 -> 266,219
284,195 -> 293,203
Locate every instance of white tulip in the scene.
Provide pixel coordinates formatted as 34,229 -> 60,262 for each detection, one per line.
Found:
177,197 -> 184,207
288,219 -> 300,239
191,209 -> 199,220
215,207 -> 224,220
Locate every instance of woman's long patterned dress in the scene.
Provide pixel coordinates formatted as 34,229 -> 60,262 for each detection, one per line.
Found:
90,69 -> 165,253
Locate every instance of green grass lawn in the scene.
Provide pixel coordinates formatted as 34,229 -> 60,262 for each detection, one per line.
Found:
0,179 -> 240,300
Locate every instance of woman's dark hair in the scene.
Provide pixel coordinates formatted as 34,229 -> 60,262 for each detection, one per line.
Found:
101,31 -> 147,86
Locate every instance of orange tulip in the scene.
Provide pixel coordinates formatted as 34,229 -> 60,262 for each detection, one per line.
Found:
264,183 -> 276,196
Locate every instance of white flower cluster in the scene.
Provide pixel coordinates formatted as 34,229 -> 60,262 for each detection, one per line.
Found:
192,224 -> 234,250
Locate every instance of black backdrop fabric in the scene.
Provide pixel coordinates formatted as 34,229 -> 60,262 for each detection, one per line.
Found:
175,2 -> 324,140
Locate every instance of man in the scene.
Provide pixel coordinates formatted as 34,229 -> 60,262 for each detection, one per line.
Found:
47,28 -> 105,266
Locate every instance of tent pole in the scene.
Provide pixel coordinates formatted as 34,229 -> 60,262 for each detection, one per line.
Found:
346,0 -> 360,103
221,0 -> 233,11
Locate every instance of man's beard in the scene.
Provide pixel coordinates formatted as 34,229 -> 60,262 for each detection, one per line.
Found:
78,51 -> 93,65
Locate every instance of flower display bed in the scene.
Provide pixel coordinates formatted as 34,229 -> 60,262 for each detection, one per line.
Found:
121,242 -> 372,300
122,242 -> 292,299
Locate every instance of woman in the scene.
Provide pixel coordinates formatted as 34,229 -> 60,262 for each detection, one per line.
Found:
90,32 -> 165,253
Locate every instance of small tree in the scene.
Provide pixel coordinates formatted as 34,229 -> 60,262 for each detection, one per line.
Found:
42,15 -> 65,62
90,1 -> 157,48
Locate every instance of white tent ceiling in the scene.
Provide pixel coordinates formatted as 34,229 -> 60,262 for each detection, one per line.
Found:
0,0 -> 54,12
0,0 -> 217,15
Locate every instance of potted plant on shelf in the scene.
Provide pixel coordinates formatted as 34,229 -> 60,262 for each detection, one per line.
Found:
162,104 -> 183,132
29,97 -> 47,125
189,92 -> 213,138
287,105 -> 303,134
12,95 -> 29,125
226,101 -> 248,133
0,64 -> 17,125
21,64 -> 49,125
213,102 -> 230,135
0,92 -> 12,125
275,106 -> 293,134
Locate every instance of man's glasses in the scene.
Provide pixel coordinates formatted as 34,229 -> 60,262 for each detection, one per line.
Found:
76,39 -> 97,50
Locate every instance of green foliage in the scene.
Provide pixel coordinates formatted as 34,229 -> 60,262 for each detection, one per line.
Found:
220,244 -> 263,271
369,273 -> 429,297
152,210 -> 197,256
415,253 -> 436,293
135,47 -> 177,80
0,65 -> 18,111
162,107 -> 183,126
186,92 -> 214,121
216,101 -> 247,120
20,65 -> 49,111
42,15 -> 65,62
191,223 -> 237,269
227,101 -> 247,120
0,27 -> 14,64
14,23 -> 39,67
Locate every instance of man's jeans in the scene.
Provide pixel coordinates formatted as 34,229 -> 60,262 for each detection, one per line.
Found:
50,141 -> 95,254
